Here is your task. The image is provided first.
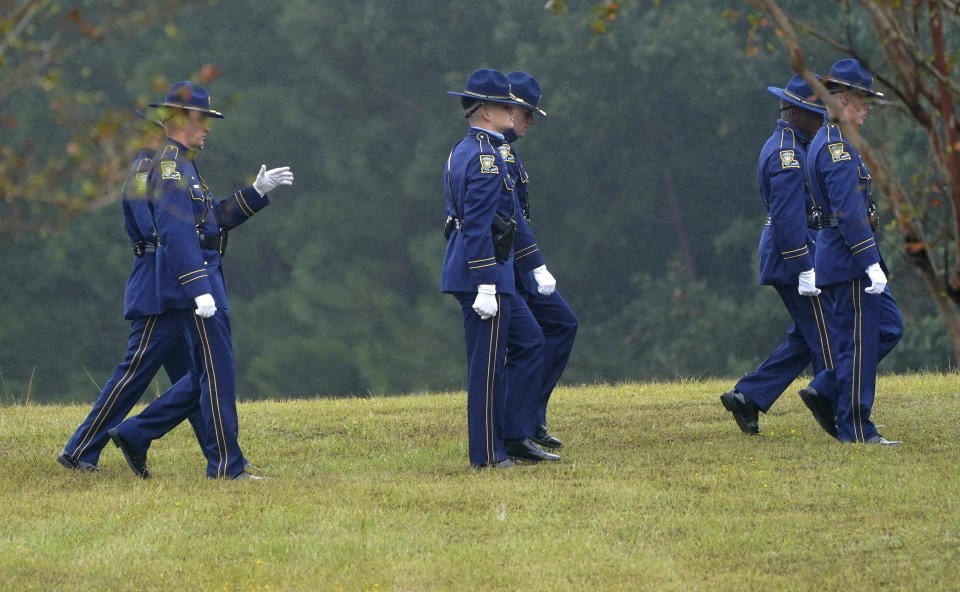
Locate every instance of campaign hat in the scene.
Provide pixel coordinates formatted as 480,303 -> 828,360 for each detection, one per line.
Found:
766,74 -> 826,115
824,59 -> 884,98
447,69 -> 524,105
506,71 -> 547,117
149,81 -> 225,118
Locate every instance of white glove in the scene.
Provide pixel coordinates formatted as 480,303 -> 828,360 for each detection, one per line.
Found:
532,265 -> 557,296
797,268 -> 821,297
194,293 -> 217,318
864,263 -> 887,295
253,164 -> 294,196
472,284 -> 498,320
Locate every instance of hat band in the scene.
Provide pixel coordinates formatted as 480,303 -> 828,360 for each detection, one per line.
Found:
826,79 -> 884,98
157,102 -> 224,116
782,88 -> 824,110
462,90 -> 516,102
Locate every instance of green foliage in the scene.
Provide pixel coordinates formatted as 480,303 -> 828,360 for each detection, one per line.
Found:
0,0 -> 953,402
3,376 -> 959,590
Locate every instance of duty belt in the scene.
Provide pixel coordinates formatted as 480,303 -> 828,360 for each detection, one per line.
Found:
131,240 -> 159,257
764,213 -> 837,229
197,229 -> 228,256
768,212 -> 875,232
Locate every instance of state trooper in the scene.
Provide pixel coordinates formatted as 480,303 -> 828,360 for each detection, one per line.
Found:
107,81 -> 294,478
58,110 -> 208,472
500,71 -> 578,450
720,74 -> 840,438
442,69 -> 559,468
806,59 -> 904,445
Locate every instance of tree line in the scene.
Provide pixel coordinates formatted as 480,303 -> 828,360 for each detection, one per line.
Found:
0,0 -> 953,403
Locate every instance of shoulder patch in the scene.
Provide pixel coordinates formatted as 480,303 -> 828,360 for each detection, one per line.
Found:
779,150 -> 800,169
160,161 -> 181,180
136,172 -> 149,192
498,144 -> 516,163
479,154 -> 499,174
828,142 -> 851,162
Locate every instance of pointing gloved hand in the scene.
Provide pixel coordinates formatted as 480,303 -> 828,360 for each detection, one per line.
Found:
864,263 -> 887,295
472,284 -> 498,320
532,265 -> 557,296
253,165 -> 295,196
797,268 -> 821,296
194,293 -> 217,318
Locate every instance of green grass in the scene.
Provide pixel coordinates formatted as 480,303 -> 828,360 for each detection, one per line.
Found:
2,374 -> 958,591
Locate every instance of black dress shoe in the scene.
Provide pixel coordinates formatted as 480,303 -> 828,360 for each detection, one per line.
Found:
108,428 -> 149,479
865,435 -> 902,446
57,452 -> 100,472
530,424 -> 562,449
720,389 -> 759,435
506,438 -> 560,462
798,386 -> 838,438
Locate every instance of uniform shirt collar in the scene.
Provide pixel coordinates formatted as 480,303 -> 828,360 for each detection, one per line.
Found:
469,126 -> 505,141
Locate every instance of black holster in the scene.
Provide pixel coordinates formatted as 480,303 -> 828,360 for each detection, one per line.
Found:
491,214 -> 517,262
197,228 -> 229,256
443,216 -> 461,240
868,202 -> 880,234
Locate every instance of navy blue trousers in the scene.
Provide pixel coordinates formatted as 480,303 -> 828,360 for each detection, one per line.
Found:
61,313 -> 204,465
825,280 -> 903,442
735,284 -> 837,412
454,292 -> 541,466
516,286 -> 577,427
114,308 -> 246,478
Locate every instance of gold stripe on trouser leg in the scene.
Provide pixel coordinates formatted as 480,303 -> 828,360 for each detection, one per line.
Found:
483,309 -> 495,465
810,295 -> 835,369
482,296 -> 503,465
194,315 -> 227,477
852,278 -> 864,441
71,315 -> 158,458
491,296 -> 502,460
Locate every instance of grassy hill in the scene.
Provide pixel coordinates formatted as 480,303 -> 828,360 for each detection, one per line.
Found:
2,374 -> 958,591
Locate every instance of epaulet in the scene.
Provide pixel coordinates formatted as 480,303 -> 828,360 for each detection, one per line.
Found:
825,123 -> 843,144
158,143 -> 180,161
472,130 -> 496,154
157,143 -> 183,181
779,126 -> 797,149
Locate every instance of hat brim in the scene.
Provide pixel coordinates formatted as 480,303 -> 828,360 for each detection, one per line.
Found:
446,91 -> 525,106
148,102 -> 225,118
515,99 -> 548,118
767,87 -> 826,115
823,80 -> 884,98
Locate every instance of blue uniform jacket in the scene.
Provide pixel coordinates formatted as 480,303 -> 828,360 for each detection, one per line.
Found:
806,123 -> 882,286
149,139 -> 270,312
122,148 -> 162,319
498,137 -> 545,294
756,120 -> 816,285
441,127 -> 518,295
